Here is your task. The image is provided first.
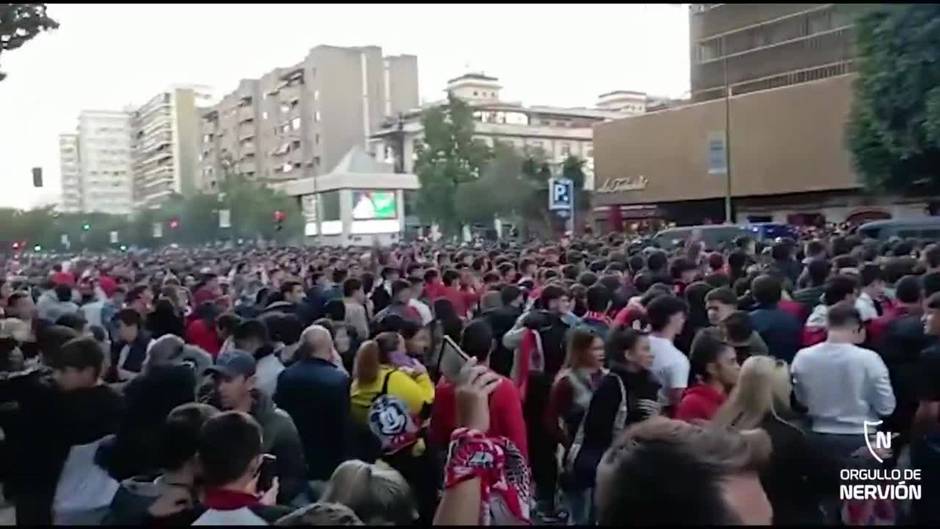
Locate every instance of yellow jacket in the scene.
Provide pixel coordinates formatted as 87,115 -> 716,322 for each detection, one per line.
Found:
350,365 -> 435,426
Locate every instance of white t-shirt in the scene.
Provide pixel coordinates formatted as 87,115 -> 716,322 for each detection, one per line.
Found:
255,354 -> 285,397
648,335 -> 690,406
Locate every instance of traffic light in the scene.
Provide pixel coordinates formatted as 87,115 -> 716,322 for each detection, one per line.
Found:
82,222 -> 91,231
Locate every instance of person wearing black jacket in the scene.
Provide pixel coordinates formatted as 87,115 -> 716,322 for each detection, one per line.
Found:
102,335 -> 209,481
0,334 -> 124,525
108,308 -> 152,382
274,325 -> 350,486
574,329 -> 660,496
481,285 -> 524,377
713,355 -> 839,526
876,277 -> 933,445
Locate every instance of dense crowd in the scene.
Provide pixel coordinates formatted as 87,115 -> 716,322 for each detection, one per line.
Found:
1,229 -> 940,525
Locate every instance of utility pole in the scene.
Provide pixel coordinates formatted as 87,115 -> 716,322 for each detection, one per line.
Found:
723,56 -> 733,224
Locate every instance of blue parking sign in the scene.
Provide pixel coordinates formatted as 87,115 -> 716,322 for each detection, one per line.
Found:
549,178 -> 573,211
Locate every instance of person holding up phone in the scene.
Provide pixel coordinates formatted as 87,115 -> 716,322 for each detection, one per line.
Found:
429,319 -> 528,461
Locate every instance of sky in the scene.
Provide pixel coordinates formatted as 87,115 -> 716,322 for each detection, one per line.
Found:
0,3 -> 690,209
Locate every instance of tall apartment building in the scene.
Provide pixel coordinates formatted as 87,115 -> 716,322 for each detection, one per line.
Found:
57,111 -> 134,215
368,73 -> 641,190
199,45 -> 419,191
689,4 -> 871,102
58,133 -> 81,213
132,86 -> 208,209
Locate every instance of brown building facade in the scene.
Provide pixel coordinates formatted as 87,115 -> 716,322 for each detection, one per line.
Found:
592,74 -> 928,228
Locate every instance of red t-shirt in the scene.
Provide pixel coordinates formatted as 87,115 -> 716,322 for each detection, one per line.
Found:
52,271 -> 76,287
429,374 -> 528,461
675,384 -> 726,423
186,319 -> 221,357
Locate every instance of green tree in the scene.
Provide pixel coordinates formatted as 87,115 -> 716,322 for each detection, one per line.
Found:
848,4 -> 940,194
454,141 -> 524,224
0,3 -> 59,81
414,93 -> 491,234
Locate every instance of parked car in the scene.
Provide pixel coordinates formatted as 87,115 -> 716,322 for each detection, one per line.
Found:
857,218 -> 940,242
651,224 -> 752,251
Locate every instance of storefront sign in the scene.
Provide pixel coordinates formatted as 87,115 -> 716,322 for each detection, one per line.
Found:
596,175 -> 649,193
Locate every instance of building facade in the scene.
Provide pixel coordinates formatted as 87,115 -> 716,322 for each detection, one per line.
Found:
689,3 -> 872,102
368,73 -> 642,190
57,111 -> 134,215
199,45 -> 419,191
131,86 -> 208,209
590,3 -> 930,230
58,133 -> 81,213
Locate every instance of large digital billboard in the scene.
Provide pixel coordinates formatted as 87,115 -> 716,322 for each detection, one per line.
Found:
352,190 -> 397,220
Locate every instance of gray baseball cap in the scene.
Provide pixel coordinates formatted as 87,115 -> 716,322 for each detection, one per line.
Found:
205,350 -> 256,379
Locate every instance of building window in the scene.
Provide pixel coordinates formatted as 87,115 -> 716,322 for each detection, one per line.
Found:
291,117 -> 301,130
314,111 -> 321,122
560,142 -> 571,156
315,133 -> 320,145
262,111 -> 268,120
280,103 -> 290,113
313,90 -> 320,102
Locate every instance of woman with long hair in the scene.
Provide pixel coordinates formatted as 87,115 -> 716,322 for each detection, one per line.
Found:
570,328 -> 662,524
349,340 -> 436,523
429,298 -> 462,380
712,356 -> 837,525
546,327 -> 606,525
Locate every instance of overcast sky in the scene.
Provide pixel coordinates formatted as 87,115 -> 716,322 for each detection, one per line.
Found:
0,3 -> 690,209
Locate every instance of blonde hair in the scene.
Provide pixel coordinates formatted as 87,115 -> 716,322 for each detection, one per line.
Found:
320,460 -> 416,525
712,355 -> 793,431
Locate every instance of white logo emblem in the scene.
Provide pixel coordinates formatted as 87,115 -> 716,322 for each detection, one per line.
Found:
863,420 -> 892,464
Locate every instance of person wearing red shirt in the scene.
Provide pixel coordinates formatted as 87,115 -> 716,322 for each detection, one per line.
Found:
186,294 -> 222,357
676,335 -> 740,423
50,263 -> 76,288
438,269 -> 472,319
429,319 -> 528,461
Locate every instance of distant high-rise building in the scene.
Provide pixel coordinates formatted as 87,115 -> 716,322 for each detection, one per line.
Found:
58,133 -> 81,213
199,45 -> 419,191
132,86 -> 209,209
57,110 -> 134,215
689,4 -> 868,102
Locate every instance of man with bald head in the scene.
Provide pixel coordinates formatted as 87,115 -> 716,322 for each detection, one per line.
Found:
274,324 -> 351,484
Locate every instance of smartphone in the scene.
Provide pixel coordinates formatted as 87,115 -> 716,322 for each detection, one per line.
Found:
256,453 -> 277,492
438,335 -> 470,381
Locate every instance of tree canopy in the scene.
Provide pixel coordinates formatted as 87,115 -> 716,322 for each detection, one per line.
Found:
848,4 -> 940,194
0,172 -> 302,252
0,3 -> 59,81
415,93 -> 589,237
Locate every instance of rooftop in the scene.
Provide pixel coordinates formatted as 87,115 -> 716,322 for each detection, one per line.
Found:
446,72 -> 499,84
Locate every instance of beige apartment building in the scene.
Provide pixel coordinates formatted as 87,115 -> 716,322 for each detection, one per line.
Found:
132,86 -> 209,209
199,45 -> 418,191
368,73 -> 643,190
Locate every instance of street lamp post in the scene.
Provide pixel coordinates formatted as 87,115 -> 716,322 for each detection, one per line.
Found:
723,57 -> 733,224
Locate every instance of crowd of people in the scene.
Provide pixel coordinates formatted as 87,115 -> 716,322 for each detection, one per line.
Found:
0,228 -> 939,525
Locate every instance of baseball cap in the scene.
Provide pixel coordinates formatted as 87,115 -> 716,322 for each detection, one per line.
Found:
205,350 -> 256,379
